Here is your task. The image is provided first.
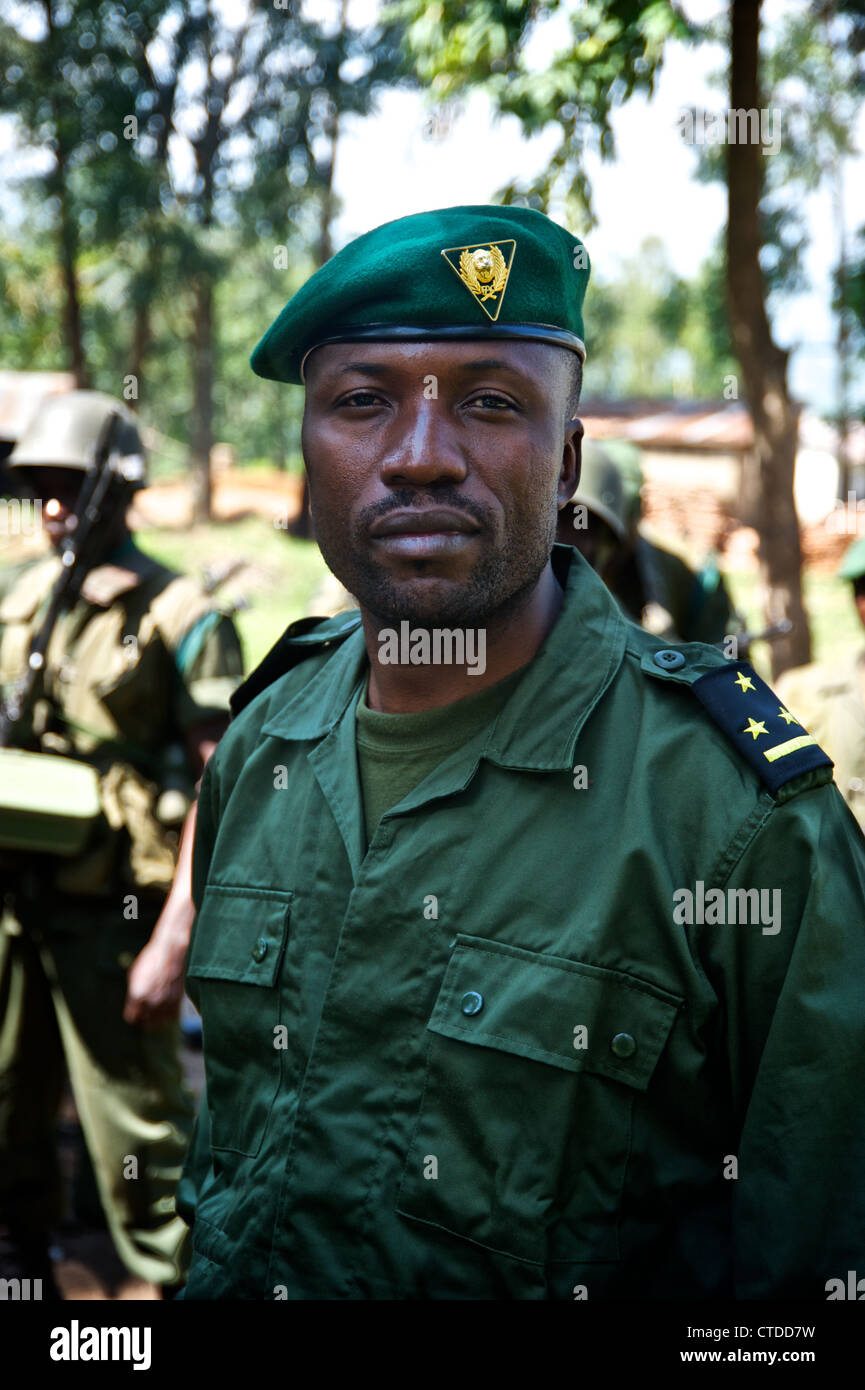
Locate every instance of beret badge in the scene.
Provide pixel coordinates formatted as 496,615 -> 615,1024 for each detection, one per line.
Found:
441,239 -> 516,321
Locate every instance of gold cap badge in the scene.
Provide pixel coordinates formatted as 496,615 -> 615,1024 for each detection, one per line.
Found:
441,240 -> 516,321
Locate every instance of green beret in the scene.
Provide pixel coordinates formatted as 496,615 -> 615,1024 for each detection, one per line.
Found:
838,535 -> 865,582
250,204 -> 590,385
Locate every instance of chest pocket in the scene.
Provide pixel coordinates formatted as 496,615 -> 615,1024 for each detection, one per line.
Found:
186,884 -> 292,1157
396,934 -> 681,1266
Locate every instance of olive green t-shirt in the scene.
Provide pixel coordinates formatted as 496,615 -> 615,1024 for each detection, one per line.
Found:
355,666 -> 527,846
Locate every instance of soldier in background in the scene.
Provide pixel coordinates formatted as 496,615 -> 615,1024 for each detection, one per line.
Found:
776,535 -> 865,835
0,391 -> 244,1295
555,439 -> 739,645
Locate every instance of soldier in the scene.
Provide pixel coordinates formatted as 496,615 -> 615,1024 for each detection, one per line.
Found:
556,439 -> 739,644
776,534 -> 865,835
0,391 -> 243,1295
177,205 -> 865,1300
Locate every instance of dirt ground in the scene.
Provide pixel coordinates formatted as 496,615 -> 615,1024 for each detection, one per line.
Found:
129,467 -> 304,531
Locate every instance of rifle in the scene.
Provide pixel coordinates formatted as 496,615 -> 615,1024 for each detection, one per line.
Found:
201,557 -> 247,595
714,619 -> 793,654
0,410 -> 127,748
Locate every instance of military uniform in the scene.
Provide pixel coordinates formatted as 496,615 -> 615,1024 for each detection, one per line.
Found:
0,538 -> 243,1284
177,545 -> 865,1299
177,203 -> 865,1300
775,536 -> 865,835
776,656 -> 865,834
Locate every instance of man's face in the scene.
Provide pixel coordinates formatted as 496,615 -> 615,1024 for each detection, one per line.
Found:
301,340 -> 582,629
16,466 -> 85,549
16,465 -> 130,558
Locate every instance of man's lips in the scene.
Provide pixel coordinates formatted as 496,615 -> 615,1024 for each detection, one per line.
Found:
368,509 -> 481,559
368,509 -> 480,538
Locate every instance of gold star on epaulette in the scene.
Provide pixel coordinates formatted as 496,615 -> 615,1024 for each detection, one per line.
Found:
778,706 -> 801,727
743,717 -> 768,740
734,672 -> 755,693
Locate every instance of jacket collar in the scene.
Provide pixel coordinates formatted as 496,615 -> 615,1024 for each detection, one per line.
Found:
261,544 -> 628,773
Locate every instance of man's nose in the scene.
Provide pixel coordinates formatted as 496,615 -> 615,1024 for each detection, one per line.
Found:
379,398 -> 467,487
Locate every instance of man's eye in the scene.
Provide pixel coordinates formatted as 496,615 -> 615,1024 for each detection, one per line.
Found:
339,390 -> 382,407
470,393 -> 514,410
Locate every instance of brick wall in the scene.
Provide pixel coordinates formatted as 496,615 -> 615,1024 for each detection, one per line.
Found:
641,480 -> 851,575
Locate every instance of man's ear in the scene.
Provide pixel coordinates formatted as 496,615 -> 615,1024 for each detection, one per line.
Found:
558,417 -> 583,508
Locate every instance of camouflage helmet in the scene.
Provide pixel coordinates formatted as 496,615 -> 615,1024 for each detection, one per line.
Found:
568,439 -> 629,542
601,439 -> 644,527
7,390 -> 146,489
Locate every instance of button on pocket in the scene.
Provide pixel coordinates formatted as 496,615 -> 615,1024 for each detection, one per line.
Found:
186,884 -> 293,1156
397,934 -> 682,1266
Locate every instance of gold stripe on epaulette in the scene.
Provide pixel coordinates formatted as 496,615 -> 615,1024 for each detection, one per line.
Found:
763,734 -> 818,763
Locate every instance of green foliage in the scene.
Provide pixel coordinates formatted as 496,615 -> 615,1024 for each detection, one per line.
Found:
0,0 -> 405,472
692,4 -> 864,306
135,518 -> 330,669
840,227 -> 865,409
582,235 -> 736,398
388,0 -> 693,224
0,235 -> 66,367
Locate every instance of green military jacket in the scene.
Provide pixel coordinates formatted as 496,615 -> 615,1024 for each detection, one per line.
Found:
777,650 -> 865,835
178,545 -> 865,1300
0,541 -> 243,895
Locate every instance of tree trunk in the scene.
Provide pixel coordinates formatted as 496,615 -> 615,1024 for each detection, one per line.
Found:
727,0 -> 810,676
288,20 -> 345,541
835,164 -> 851,501
56,172 -> 89,388
291,482 -> 314,540
272,383 -> 286,472
128,232 -> 161,401
129,298 -> 151,404
190,275 -> 214,524
45,0 -> 88,388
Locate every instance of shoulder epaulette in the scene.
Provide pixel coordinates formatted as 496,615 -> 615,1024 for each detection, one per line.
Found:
641,647 -> 833,796
229,611 -> 362,718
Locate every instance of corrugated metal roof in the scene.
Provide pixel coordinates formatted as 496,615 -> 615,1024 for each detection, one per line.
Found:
579,399 -> 865,463
579,399 -> 753,450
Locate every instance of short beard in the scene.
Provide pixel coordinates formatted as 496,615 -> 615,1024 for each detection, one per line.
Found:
312,484 -> 558,633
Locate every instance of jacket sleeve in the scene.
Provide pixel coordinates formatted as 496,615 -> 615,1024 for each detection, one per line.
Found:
703,782 -> 865,1297
176,752 -> 221,1236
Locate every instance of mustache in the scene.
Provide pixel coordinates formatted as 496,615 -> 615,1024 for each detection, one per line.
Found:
359,488 -> 490,532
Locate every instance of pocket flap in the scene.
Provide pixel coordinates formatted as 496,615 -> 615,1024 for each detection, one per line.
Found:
429,934 -> 682,1091
187,884 -> 293,987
